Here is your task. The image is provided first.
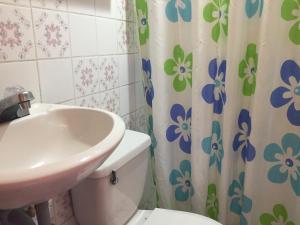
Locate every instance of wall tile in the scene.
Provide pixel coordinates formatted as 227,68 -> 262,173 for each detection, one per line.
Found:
122,111 -> 136,130
69,13 -> 96,56
135,106 -> 147,133
96,17 -> 117,55
118,54 -> 135,86
135,53 -> 143,82
0,4 -> 35,61
76,93 -> 100,108
100,88 -> 120,115
117,21 -> 137,54
135,81 -> 145,109
31,0 -> 68,11
0,61 -> 40,101
95,0 -> 113,18
120,83 -> 135,116
68,0 -> 95,15
99,56 -> 118,91
73,56 -> 99,97
39,58 -> 74,103
52,192 -> 74,225
0,0 -> 29,6
33,8 -> 70,58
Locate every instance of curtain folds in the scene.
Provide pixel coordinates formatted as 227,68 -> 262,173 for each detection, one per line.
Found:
135,1 -> 300,224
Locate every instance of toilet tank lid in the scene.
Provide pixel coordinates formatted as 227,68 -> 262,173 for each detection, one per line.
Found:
88,130 -> 151,179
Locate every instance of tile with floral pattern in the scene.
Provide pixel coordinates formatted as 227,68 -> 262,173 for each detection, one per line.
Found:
100,88 -> 120,114
31,0 -> 68,11
73,57 -> 99,97
0,0 -> 29,6
135,106 -> 148,133
76,94 -> 100,108
122,112 -> 136,130
99,56 -> 119,91
117,21 -> 137,54
0,4 -> 35,61
116,0 -> 135,21
33,9 -> 70,58
52,192 -> 74,225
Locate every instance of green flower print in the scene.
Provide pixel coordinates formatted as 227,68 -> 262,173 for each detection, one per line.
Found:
164,45 -> 193,92
206,184 -> 219,220
136,0 -> 149,45
260,204 -> 295,225
281,0 -> 300,45
239,43 -> 258,96
203,0 -> 230,42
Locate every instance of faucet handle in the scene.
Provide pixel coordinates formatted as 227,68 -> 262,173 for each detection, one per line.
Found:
4,85 -> 26,98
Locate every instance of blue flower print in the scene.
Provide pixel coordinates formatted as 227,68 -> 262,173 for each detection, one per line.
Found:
264,133 -> 300,196
233,109 -> 256,162
148,115 -> 157,157
142,59 -> 154,108
166,104 -> 192,154
169,160 -> 194,201
245,0 -> 263,18
201,121 -> 224,174
202,59 -> 227,114
228,172 -> 253,225
165,0 -> 192,22
271,60 -> 300,126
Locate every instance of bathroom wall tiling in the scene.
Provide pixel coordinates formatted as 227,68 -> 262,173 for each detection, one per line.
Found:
0,0 -> 147,224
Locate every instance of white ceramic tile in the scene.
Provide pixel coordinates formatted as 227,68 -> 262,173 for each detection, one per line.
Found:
33,8 -> 70,58
114,0 -> 135,21
0,61 -> 40,101
96,17 -> 117,55
39,58 -> 74,103
68,0 -> 95,15
135,106 -> 147,133
118,54 -> 135,86
120,83 -> 135,116
117,21 -> 137,54
0,4 -> 35,61
31,0 -> 68,11
76,93 -> 100,108
135,81 -> 145,109
95,0 -> 113,18
0,0 -> 29,6
69,13 -> 97,56
135,53 -> 143,82
99,56 -> 118,91
60,98 -> 76,106
52,192 -> 73,225
73,56 -> 99,97
122,112 -> 136,130
100,88 -> 120,114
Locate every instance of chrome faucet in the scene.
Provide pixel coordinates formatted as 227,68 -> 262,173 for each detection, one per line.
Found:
0,86 -> 34,123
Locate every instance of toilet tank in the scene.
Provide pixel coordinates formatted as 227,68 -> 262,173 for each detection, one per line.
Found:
71,130 -> 151,225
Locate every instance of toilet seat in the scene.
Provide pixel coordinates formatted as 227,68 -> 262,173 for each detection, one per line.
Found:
128,209 -> 222,225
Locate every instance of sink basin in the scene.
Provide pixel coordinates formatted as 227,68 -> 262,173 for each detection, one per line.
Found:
0,103 -> 125,209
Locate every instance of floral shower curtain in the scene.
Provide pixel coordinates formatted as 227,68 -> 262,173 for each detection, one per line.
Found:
135,0 -> 300,225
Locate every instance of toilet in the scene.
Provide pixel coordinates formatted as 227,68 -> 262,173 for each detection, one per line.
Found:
71,130 -> 221,225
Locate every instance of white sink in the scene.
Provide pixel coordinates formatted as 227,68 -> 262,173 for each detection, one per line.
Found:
0,103 -> 125,209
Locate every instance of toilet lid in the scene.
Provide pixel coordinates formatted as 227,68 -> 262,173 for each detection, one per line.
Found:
143,208 -> 222,225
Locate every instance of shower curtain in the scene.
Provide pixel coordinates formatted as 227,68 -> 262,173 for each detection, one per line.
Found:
135,0 -> 300,224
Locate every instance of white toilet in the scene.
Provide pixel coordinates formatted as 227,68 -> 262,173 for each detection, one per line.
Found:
71,130 -> 221,225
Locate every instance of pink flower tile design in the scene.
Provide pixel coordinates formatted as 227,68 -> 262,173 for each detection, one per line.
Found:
117,21 -> 137,54
62,217 -> 78,225
116,0 -> 135,21
0,5 -> 35,61
99,56 -> 119,91
73,57 -> 99,97
135,106 -> 147,133
76,94 -> 100,108
31,0 -> 68,10
100,89 -> 120,115
122,112 -> 136,130
52,192 -> 74,225
33,9 -> 70,58
0,0 -> 30,6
